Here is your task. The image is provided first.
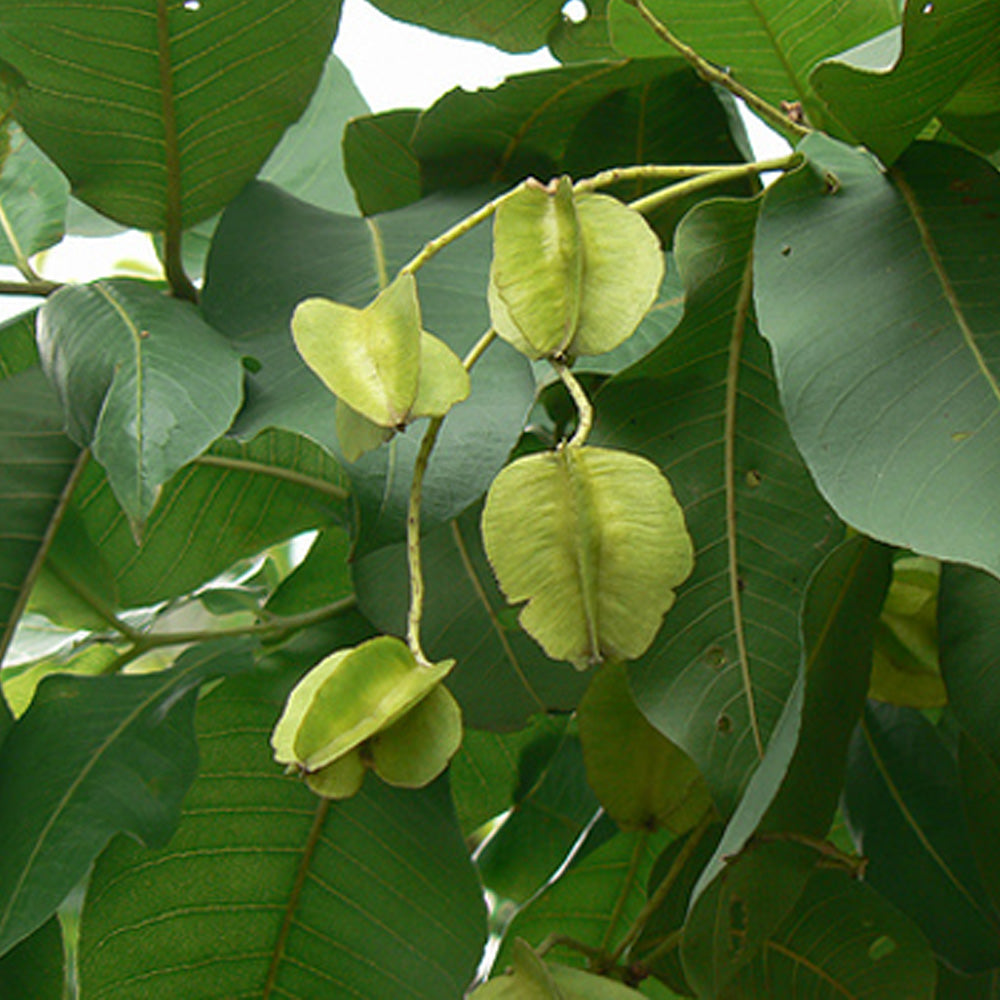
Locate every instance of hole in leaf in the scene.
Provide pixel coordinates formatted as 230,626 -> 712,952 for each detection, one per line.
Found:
183,0 -> 201,10
562,0 -> 588,23
746,469 -> 763,487
921,1 -> 933,11
241,355 -> 262,373
869,935 -> 897,961
716,713 -> 733,734
702,645 -> 727,670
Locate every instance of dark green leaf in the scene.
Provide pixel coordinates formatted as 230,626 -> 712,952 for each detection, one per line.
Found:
595,195 -> 842,814
78,665 -> 487,999
343,109 -> 422,216
495,825 -> 672,969
0,0 -> 341,229
354,502 -> 590,731
0,125 -> 67,267
477,730 -> 603,904
202,182 -> 536,551
755,135 -> 1000,578
38,279 -> 244,525
844,702 -> 1000,973
940,563 -> 1000,759
811,0 -> 1000,164
450,715 -> 566,838
0,639 -> 254,957
610,0 -> 898,132
937,963 -> 1000,999
958,732 -> 1000,921
366,0 -> 601,53
0,917 -> 63,1000
723,866 -> 936,999
65,428 -> 349,610
0,369 -> 81,661
264,527 -> 353,618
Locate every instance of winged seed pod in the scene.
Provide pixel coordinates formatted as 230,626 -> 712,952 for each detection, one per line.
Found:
271,635 -> 459,798
292,273 -> 470,460
488,177 -> 664,360
481,445 -> 694,668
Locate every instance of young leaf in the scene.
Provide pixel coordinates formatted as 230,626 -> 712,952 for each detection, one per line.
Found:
37,279 -> 244,527
482,446 -> 693,668
489,180 -> 664,360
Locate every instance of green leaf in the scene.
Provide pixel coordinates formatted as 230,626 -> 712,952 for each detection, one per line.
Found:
755,135 -> 1000,580
578,660 -> 713,833
958,733 -> 1000,922
365,0 -> 601,52
343,109 -> 422,216
844,702 -> 1000,973
64,428 -> 348,610
202,182 -> 536,551
477,730 -> 604,904
258,54 -> 370,215
683,536 -> 890,980
450,715 -> 567,837
811,0 -> 1000,164
0,310 -> 38,379
703,864 -> 937,999
0,0 -> 341,230
939,563 -> 1000,760
0,125 -> 68,268
612,0 -> 899,132
482,446 -> 694,668
354,503 -> 591,730
488,179 -> 664,360
38,279 -> 244,525
596,195 -> 843,814
0,917 -> 63,1000
495,825 -> 672,969
0,639 -> 253,957
77,666 -> 487,999
0,369 -> 81,662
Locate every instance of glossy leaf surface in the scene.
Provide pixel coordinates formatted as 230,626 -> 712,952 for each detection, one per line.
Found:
756,135 -> 1000,578
482,446 -> 693,668
78,667 -> 487,999
38,279 -> 243,525
0,640 -> 252,956
0,0 -> 340,230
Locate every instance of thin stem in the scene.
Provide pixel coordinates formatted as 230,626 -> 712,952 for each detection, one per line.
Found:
155,0 -> 197,302
399,184 -> 526,277
405,416 -> 445,665
621,0 -> 810,143
609,810 -> 715,967
0,278 -> 62,296
576,159 -> 794,194
628,155 -> 801,216
599,830 -> 649,964
638,928 -> 683,969
535,934 -> 605,963
552,359 -> 593,448
0,450 -> 90,665
45,560 -> 142,642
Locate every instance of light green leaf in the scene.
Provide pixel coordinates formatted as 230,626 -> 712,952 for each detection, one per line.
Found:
471,939 -> 560,999
578,660 -> 713,832
811,0 -> 1000,164
483,446 -> 693,668
0,125 -> 67,268
37,279 -> 244,526
489,179 -> 664,360
755,134 -> 1000,579
0,640 -> 253,957
78,667 -> 486,999
610,0 -> 898,131
0,0 -> 340,230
